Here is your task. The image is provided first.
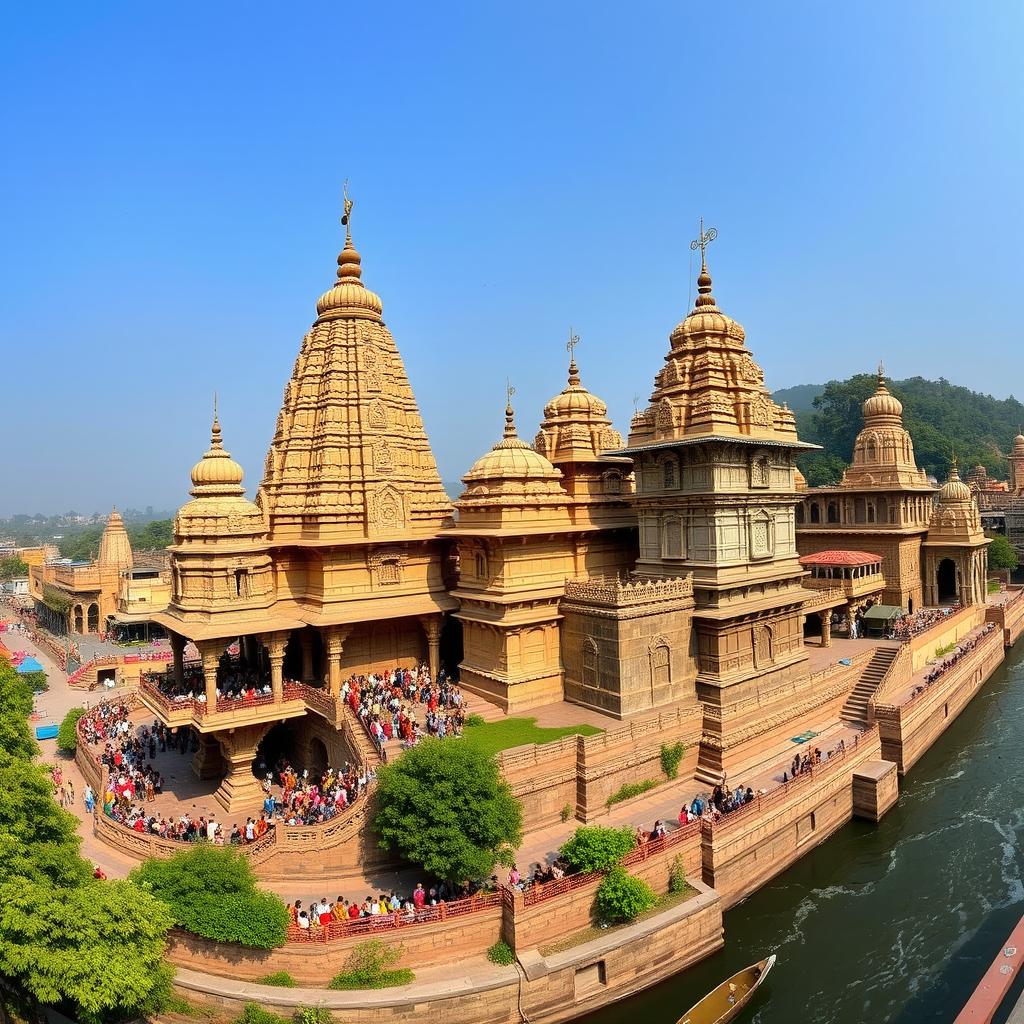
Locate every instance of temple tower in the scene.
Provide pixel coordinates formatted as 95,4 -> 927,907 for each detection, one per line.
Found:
98,508 -> 134,572
616,227 -> 814,778
1009,430 -> 1024,494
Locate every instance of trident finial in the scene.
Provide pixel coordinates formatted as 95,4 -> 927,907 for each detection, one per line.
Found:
690,216 -> 718,270
566,327 -> 580,361
878,360 -> 885,381
341,179 -> 354,241
506,378 -> 516,409
213,390 -> 218,422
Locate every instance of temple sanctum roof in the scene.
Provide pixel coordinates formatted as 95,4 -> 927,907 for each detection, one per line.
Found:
257,192 -> 453,545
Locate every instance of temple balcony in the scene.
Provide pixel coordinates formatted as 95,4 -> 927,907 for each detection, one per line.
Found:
800,551 -> 886,603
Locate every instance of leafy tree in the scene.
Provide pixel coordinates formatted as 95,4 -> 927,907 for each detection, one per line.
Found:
0,556 -> 28,581
988,534 -> 1019,571
57,707 -> 86,753
131,844 -> 290,948
374,739 -> 523,883
0,662 -> 37,761
559,825 -> 636,873
594,866 -> 657,923
327,939 -> 414,990
0,877 -> 172,1024
130,519 -> 173,550
236,1005 -> 290,1024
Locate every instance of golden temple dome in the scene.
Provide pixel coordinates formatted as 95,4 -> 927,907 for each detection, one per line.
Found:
937,457 -> 972,504
1013,429 -> 1024,454
315,188 -> 384,321
543,357 -> 609,419
190,413 -> 246,491
863,365 -> 903,421
464,402 -> 565,486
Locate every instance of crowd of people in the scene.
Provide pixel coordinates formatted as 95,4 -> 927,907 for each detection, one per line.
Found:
891,603 -> 962,641
916,622 -> 997,693
148,658 -> 298,707
343,664 -> 469,757
256,760 -> 375,826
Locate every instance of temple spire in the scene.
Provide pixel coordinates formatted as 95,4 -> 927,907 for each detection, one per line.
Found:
690,217 -> 718,308
504,380 -> 517,438
336,180 -> 362,283
210,393 -> 224,451
566,327 -> 581,386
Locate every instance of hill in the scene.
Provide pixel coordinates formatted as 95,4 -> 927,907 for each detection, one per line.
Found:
787,375 -> 1024,486
771,383 -> 824,416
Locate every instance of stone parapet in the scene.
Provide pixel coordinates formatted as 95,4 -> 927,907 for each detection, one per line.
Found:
852,760 -> 899,821
562,574 -> 693,616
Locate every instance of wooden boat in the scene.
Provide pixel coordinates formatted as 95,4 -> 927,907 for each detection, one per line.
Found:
677,954 -> 776,1024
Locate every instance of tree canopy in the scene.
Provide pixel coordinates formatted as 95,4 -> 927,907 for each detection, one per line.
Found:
988,534 -> 1019,571
778,375 -> 1024,486
0,555 -> 28,581
559,825 -> 637,873
373,739 -> 523,883
57,518 -> 173,561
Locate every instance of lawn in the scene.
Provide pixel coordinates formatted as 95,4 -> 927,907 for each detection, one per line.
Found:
461,716 -> 603,757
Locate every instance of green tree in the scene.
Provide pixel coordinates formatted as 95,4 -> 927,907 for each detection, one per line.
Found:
129,519 -> 173,550
0,556 -> 28,581
0,663 -> 37,761
0,878 -> 172,1024
57,707 -> 86,753
131,844 -> 291,948
988,534 -> 1019,571
559,825 -> 636,873
594,866 -> 657,923
373,739 -> 523,883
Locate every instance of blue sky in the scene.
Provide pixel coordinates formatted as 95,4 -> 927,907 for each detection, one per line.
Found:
2,2 -> 1023,515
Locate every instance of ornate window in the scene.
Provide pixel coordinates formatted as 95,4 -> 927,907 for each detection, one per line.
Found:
663,517 -> 683,559
751,454 -> 771,488
474,551 -> 488,580
602,470 -> 622,495
663,458 -> 677,490
582,638 -> 599,689
370,547 -> 406,586
749,509 -> 774,560
650,638 -> 671,692
752,624 -> 773,669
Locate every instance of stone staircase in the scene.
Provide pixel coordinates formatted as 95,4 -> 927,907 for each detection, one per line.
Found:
840,645 -> 900,726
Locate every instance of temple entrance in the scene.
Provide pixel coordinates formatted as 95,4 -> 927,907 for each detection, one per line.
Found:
308,737 -> 328,780
439,616 -> 463,679
256,721 -> 301,776
803,614 -> 823,641
937,558 -> 958,603
87,603 -> 99,633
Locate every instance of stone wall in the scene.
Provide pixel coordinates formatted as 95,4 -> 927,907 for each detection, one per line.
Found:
986,587 -> 1024,647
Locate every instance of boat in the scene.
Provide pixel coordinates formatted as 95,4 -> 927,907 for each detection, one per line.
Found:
677,954 -> 777,1024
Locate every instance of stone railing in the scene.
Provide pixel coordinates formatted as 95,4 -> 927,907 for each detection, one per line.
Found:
700,726 -> 877,838
69,650 -> 172,688
867,643 -> 912,711
563,573 -> 693,608
286,890 -> 503,943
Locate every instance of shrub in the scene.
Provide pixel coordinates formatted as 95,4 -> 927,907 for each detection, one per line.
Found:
22,670 -> 48,693
374,739 -> 522,882
131,844 -> 290,948
559,825 -> 636,873
57,707 -> 86,753
559,803 -> 573,823
487,940 -> 516,965
606,778 -> 658,807
465,713 -> 486,727
236,1003 -> 289,1024
660,741 -> 685,779
595,866 -> 657,923
327,939 -> 414,990
668,854 -> 687,893
257,971 -> 298,987
294,1008 -> 331,1024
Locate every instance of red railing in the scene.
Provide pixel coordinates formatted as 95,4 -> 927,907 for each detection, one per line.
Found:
286,890 -> 503,943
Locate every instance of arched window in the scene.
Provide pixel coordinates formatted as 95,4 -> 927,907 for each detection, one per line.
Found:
827,502 -> 839,524
87,603 -> 99,633
602,470 -> 622,495
752,624 -> 773,669
810,503 -> 821,524
796,505 -> 805,524
582,639 -> 599,689
866,438 -> 878,462
663,458 -> 677,490
650,641 -> 671,693
474,551 -> 487,580
867,503 -> 876,523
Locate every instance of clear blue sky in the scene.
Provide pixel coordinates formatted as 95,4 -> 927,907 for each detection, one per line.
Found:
3,2 -> 1023,516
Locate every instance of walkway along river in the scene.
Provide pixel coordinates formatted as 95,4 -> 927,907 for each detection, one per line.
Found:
587,639 -> 1024,1024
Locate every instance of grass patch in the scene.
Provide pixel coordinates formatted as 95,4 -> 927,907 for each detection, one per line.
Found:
327,939 -> 415,991
988,579 -> 1002,594
236,1005 -> 289,1024
257,971 -> 298,987
606,778 -> 659,807
935,641 -> 957,658
487,940 -> 516,965
461,716 -> 603,757
538,885 -> 699,957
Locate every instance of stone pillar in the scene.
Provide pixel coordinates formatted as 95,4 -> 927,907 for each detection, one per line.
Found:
191,733 -> 225,780
200,643 -> 220,709
266,633 -> 288,701
420,614 -> 443,680
169,632 -> 185,688
852,760 -> 899,821
300,632 -> 314,682
819,611 -> 832,648
325,625 -> 351,697
214,724 -> 271,812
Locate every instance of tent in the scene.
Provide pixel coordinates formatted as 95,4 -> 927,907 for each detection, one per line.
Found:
861,605 -> 903,638
15,656 -> 44,674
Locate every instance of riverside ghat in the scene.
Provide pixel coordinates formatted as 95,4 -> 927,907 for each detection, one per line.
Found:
44,206 -> 1024,1023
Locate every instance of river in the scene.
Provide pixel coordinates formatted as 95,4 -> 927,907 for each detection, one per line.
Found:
586,638 -> 1024,1024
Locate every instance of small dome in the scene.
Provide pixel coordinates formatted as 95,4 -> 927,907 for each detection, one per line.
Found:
464,406 -> 563,485
191,416 -> 245,489
938,459 -> 972,503
1013,430 -> 1024,454
863,368 -> 903,421
315,207 -> 384,320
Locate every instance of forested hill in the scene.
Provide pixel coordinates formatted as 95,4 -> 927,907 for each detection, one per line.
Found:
773,376 -> 1024,487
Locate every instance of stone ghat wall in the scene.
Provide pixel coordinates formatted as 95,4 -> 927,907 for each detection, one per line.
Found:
908,605 -> 985,672
874,626 -> 1005,774
699,725 -> 884,908
497,703 -> 703,830
173,883 -> 724,1024
987,587 -> 1024,647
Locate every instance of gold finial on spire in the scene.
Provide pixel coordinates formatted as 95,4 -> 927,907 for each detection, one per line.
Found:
877,360 -> 886,383
336,180 -> 362,283
566,327 -> 581,385
504,380 -> 517,437
690,217 -> 718,307
210,392 -> 224,449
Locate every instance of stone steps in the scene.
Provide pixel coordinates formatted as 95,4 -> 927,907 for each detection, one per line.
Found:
840,646 -> 900,726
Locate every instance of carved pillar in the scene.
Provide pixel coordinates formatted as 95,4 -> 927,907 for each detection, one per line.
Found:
199,642 -> 220,709
266,632 -> 288,701
420,614 -> 443,680
300,632 -> 314,682
325,625 -> 351,697
819,610 -> 832,648
192,732 -> 225,780
214,723 -> 271,812
169,631 -> 185,688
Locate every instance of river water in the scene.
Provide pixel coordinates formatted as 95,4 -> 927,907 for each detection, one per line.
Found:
587,639 -> 1024,1024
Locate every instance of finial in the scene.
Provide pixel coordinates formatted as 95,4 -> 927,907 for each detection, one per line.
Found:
567,327 -> 581,385
690,217 -> 718,307
210,393 -> 224,450
336,181 -> 362,283
877,360 -> 886,384
632,393 -> 641,414
504,380 -> 517,438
